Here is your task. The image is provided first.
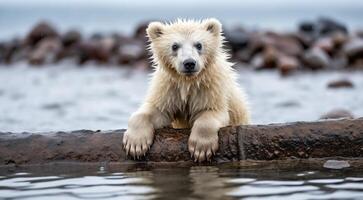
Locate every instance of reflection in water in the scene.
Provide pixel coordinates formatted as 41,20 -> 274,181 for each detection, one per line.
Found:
189,166 -> 233,200
1,163 -> 363,200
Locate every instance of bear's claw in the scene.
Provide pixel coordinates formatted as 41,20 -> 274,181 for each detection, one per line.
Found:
188,133 -> 219,163
122,129 -> 153,159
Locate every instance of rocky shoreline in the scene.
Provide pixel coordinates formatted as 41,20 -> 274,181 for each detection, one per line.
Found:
1,17 -> 363,75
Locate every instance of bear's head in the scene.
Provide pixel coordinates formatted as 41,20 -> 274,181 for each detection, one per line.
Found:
147,19 -> 223,77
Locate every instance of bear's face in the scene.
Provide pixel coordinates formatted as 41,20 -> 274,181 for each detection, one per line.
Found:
147,19 -> 222,77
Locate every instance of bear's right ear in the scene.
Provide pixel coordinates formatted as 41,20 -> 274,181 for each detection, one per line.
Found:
146,22 -> 164,40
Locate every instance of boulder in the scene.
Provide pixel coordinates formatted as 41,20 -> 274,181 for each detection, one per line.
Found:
317,17 -> 348,36
99,37 -> 118,54
134,21 -> 150,42
0,41 -> 14,64
320,109 -> 354,120
0,42 -> 5,63
298,18 -> 348,39
331,32 -> 348,49
289,32 -> 314,50
299,21 -> 315,34
117,40 -> 146,65
225,27 -> 251,52
277,55 -> 300,76
314,37 -> 334,55
252,45 -> 278,70
25,22 -> 58,47
62,30 -> 82,47
264,32 -> 304,57
78,40 -> 110,64
28,38 -> 62,65
343,38 -> 363,65
303,47 -> 330,70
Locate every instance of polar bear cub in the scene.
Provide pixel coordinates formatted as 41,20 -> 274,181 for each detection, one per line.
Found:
123,19 -> 250,162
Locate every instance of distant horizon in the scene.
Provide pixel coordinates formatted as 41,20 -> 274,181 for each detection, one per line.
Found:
1,0 -> 363,40
1,0 -> 363,9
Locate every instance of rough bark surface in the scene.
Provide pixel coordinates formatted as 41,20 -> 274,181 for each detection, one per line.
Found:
0,118 -> 362,165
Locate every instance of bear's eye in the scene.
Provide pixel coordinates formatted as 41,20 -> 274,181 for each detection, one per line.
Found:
172,43 -> 179,51
195,42 -> 202,51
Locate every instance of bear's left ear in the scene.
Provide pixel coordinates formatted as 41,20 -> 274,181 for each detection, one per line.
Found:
203,18 -> 222,37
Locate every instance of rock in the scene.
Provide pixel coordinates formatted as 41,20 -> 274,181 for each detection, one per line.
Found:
320,109 -> 354,120
234,50 -> 253,63
264,33 -> 304,57
99,37 -> 118,54
252,46 -> 279,70
236,36 -> 264,63
74,35 -> 118,64
0,42 -> 5,63
55,47 -> 79,62
278,55 -> 299,76
26,22 -> 58,47
317,17 -> 348,36
314,37 -> 334,55
90,33 -> 103,40
134,21 -> 150,41
28,38 -> 62,65
323,160 -> 350,169
251,54 -> 264,69
262,45 -> 278,68
298,18 -> 348,38
327,79 -> 354,88
343,38 -> 363,65
62,30 -> 81,47
289,32 -> 314,50
303,47 -> 330,70
78,40 -> 110,64
117,40 -> 146,65
276,100 -> 300,107
225,27 -> 251,52
0,38 -> 24,64
331,32 -> 348,49
0,41 -> 14,64
356,30 -> 363,38
330,52 -> 348,69
299,21 -> 315,34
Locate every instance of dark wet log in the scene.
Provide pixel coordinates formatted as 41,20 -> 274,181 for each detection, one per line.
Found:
0,118 -> 362,165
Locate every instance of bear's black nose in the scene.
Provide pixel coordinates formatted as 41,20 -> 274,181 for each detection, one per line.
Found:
183,59 -> 196,71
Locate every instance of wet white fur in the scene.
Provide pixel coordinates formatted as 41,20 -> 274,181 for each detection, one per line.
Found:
123,19 -> 250,162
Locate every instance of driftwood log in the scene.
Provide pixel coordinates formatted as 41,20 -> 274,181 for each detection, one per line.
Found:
0,118 -> 362,165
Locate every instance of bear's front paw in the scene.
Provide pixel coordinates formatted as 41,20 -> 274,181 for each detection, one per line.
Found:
188,131 -> 219,162
122,128 -> 154,159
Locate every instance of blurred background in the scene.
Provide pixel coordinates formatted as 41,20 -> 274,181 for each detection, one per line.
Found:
0,0 -> 363,132
1,0 -> 363,39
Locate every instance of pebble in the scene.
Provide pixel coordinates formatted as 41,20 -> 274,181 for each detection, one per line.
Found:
327,79 -> 354,89
323,160 -> 350,169
320,109 -> 354,120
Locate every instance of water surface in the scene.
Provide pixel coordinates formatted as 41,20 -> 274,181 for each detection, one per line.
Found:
0,64 -> 362,132
0,161 -> 363,199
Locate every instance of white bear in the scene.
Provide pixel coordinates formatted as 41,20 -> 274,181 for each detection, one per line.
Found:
123,19 -> 250,162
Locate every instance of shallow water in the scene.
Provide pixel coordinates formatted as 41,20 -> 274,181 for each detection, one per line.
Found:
0,63 -> 362,132
0,162 -> 363,200
1,64 -> 363,199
